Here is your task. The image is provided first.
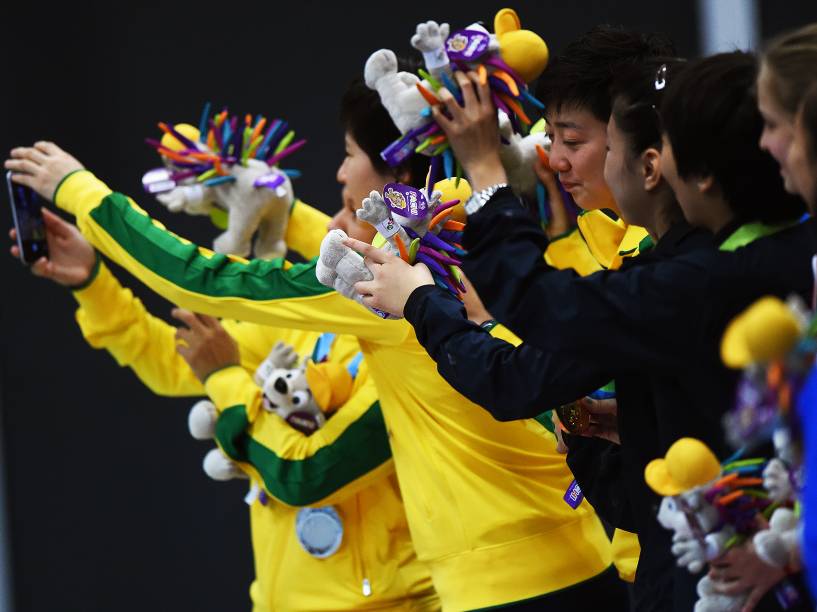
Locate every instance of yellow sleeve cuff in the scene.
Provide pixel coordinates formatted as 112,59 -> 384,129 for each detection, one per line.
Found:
72,261 -> 122,322
285,199 -> 331,260
205,365 -> 264,421
54,170 -> 113,218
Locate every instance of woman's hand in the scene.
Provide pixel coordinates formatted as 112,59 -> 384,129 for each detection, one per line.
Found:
433,71 -> 507,191
342,237 -> 434,318
9,208 -> 97,286
5,141 -> 84,201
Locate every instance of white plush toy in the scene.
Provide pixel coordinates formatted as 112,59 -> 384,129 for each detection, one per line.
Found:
364,10 -> 550,196
187,341 -> 334,483
316,178 -> 472,319
645,438 -> 755,612
142,107 -> 306,259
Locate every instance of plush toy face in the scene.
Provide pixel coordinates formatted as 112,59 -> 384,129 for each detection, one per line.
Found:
657,496 -> 690,535
261,366 -> 317,416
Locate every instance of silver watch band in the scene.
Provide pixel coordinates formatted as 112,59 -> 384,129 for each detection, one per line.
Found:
464,183 -> 508,215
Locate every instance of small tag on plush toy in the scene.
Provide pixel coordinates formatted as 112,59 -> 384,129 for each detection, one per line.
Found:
384,183 -> 428,219
563,479 -> 584,509
254,172 -> 288,197
374,215 -> 400,239
142,167 -> 177,194
445,29 -> 490,61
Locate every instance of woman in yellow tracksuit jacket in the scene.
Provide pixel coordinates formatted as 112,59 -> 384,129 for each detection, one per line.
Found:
51,165 -> 618,610
68,200 -> 439,611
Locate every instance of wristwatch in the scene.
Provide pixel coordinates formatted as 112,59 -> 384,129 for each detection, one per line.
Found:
463,183 -> 508,215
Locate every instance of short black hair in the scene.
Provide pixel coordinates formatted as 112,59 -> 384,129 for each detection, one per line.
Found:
611,58 -> 686,157
536,25 -> 677,122
660,51 -> 805,224
339,58 -> 428,185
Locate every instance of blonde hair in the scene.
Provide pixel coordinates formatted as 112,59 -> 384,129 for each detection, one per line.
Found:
762,23 -> 817,117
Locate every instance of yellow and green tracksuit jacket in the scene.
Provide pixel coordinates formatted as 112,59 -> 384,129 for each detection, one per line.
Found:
72,262 -> 439,611
544,207 -> 650,583
57,169 -> 615,611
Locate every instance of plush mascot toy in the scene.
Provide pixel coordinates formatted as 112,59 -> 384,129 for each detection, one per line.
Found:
141,104 -> 306,259
720,295 -> 814,579
364,8 -> 550,197
187,341 -> 354,483
316,177 -> 471,318
646,438 -> 776,612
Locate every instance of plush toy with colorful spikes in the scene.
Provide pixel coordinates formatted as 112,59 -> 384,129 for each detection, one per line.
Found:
141,103 -> 306,259
646,438 -> 778,612
365,9 -> 549,197
316,177 -> 470,319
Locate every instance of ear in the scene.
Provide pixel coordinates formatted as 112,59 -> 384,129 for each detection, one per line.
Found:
494,8 -> 521,37
641,148 -> 662,192
696,175 -> 715,194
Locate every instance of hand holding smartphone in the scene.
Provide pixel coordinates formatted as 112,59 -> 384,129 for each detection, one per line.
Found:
6,171 -> 48,264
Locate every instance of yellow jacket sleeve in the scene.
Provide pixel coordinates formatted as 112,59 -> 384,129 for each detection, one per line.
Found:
54,170 -> 409,346
73,259 -> 206,397
204,365 -> 393,507
286,199 -> 330,260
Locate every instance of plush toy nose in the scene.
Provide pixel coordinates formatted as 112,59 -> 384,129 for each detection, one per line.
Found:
274,377 -> 288,394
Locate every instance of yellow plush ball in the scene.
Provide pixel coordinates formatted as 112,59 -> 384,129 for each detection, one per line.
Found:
160,123 -> 201,152
494,8 -> 549,83
433,177 -> 472,224
645,438 -> 721,497
721,296 -> 802,369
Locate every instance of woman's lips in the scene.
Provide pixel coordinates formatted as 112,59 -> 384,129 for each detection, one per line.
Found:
560,181 -> 580,191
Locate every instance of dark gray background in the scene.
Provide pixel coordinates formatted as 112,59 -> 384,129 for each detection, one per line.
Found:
2,2 -> 815,610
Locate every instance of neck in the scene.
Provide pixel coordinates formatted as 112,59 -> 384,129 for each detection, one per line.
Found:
647,193 -> 682,240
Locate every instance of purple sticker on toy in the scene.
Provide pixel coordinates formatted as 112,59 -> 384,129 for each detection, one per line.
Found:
142,167 -> 176,194
563,479 -> 584,509
254,172 -> 286,190
381,134 -> 419,168
445,29 -> 490,61
383,183 -> 427,219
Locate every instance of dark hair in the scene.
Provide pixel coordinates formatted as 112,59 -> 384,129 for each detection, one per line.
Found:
660,51 -> 805,224
536,25 -> 676,122
339,58 -> 428,185
762,23 -> 817,117
610,58 -> 686,157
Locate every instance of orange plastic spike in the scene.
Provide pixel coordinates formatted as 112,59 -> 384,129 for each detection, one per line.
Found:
428,208 -> 454,230
250,118 -> 267,143
416,83 -> 442,106
430,135 -> 447,146
499,93 -> 531,125
714,472 -> 739,488
477,64 -> 488,86
493,69 -> 520,97
443,220 -> 466,231
716,490 -> 745,506
535,144 -> 550,169
245,114 -> 252,126
395,237 -> 409,262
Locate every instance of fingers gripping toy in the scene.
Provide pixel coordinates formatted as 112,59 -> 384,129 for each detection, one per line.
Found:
142,103 -> 307,259
646,438 -> 777,612
187,341 -> 355,483
316,178 -> 470,318
366,9 -> 549,195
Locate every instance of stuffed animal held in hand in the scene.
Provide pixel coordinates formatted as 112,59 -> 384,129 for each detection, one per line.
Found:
142,104 -> 307,259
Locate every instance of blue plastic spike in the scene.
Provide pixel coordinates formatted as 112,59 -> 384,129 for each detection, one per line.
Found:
443,149 -> 454,178
282,168 -> 302,178
198,101 -> 211,143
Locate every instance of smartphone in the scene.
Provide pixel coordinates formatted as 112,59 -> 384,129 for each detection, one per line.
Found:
6,171 -> 48,264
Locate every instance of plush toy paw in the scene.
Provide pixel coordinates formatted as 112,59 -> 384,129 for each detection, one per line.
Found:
202,448 -> 248,481
694,576 -> 745,612
411,20 -> 450,52
762,458 -> 793,503
315,229 -> 373,302
753,508 -> 800,567
188,400 -> 218,440
213,231 -> 252,258
365,49 -> 399,89
254,341 -> 300,386
253,237 -> 287,260
671,535 -> 707,574
156,184 -> 212,215
356,191 -> 392,228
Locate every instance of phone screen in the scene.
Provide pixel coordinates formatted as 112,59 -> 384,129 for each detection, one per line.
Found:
6,171 -> 48,264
